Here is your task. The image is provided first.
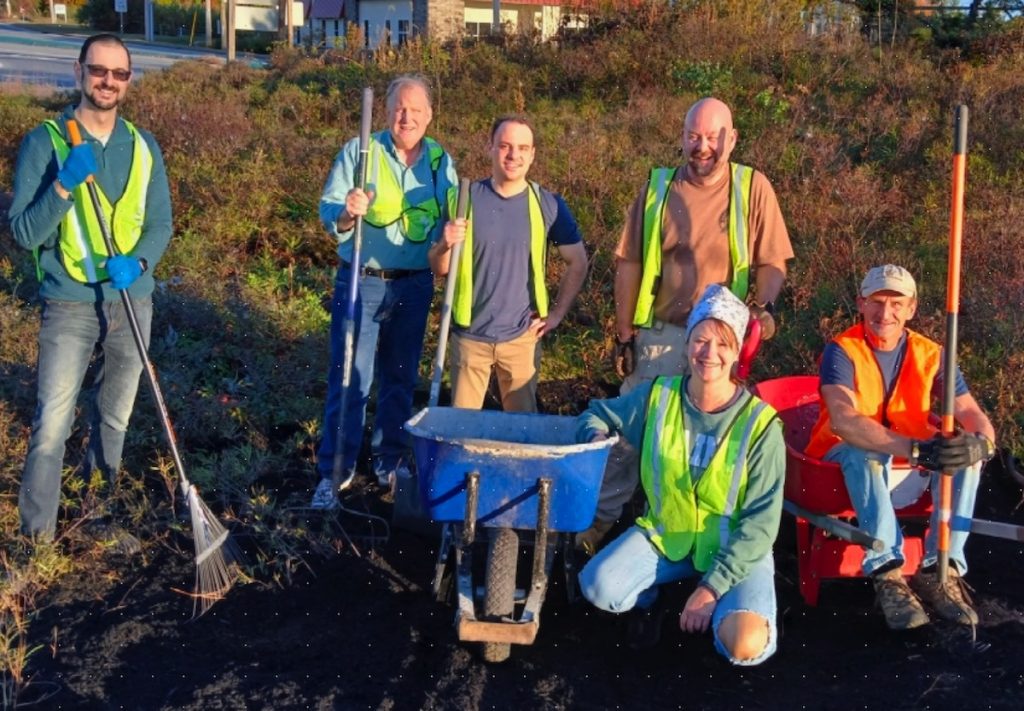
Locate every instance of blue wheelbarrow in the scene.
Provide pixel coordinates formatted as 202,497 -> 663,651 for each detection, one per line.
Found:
404,407 -> 617,663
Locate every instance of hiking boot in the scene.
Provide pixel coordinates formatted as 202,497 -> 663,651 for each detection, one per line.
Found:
872,567 -> 930,630
310,478 -> 340,510
911,566 -> 979,625
575,519 -> 615,556
84,520 -> 142,556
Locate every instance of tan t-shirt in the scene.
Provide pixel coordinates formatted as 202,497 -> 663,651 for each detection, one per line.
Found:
615,166 -> 794,326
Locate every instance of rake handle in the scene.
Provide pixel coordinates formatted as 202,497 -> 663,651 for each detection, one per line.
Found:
66,119 -> 191,497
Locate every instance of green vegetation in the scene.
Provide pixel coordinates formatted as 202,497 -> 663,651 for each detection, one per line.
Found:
2,2 -> 1024,702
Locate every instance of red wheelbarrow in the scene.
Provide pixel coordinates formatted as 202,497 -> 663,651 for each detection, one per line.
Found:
752,375 -> 932,606
754,375 -> 1024,606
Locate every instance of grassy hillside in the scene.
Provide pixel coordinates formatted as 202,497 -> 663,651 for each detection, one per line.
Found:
1,2 -> 1023,696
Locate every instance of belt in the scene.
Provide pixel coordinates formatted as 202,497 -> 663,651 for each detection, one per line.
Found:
341,262 -> 427,281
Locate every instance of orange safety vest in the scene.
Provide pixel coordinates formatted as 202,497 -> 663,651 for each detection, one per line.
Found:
805,323 -> 941,459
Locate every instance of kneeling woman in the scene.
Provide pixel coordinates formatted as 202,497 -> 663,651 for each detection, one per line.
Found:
578,285 -> 785,665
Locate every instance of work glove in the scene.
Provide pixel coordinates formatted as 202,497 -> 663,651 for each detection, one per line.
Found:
613,336 -> 636,379
748,302 -> 777,340
910,435 -> 945,471
106,255 -> 144,290
935,432 -> 996,470
57,144 -> 97,192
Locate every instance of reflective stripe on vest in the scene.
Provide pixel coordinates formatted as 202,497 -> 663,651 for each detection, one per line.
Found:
637,375 -> 777,568
633,162 -> 754,327
363,133 -> 445,243
41,119 -> 152,284
805,323 -> 941,459
449,181 -> 548,328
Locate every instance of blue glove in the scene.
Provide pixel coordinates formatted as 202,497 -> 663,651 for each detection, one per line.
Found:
106,255 -> 143,290
57,144 -> 97,192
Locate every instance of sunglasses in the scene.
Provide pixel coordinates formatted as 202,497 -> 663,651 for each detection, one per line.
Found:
84,64 -> 132,82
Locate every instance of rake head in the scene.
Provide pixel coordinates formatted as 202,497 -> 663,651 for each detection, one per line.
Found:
185,483 -> 240,617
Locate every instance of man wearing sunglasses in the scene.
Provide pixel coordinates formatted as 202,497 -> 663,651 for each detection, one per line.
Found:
8,34 -> 173,550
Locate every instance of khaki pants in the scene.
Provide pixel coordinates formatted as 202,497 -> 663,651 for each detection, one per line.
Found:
450,329 -> 541,413
595,321 -> 690,523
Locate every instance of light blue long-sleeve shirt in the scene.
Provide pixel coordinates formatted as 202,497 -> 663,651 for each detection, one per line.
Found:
319,130 -> 457,270
576,380 -> 786,598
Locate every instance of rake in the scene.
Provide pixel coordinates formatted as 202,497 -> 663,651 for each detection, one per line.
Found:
66,119 -> 236,616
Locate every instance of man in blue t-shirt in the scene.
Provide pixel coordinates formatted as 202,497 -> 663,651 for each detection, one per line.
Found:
429,115 -> 588,412
810,265 -> 996,631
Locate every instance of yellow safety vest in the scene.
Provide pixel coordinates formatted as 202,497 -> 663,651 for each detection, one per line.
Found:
448,181 -> 549,328
637,375 -> 777,568
363,133 -> 445,243
633,162 -> 754,327
41,119 -> 152,284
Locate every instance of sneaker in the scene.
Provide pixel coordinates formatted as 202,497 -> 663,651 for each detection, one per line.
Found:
574,518 -> 615,556
310,478 -> 340,510
872,567 -> 930,630
84,520 -> 142,556
911,566 -> 979,625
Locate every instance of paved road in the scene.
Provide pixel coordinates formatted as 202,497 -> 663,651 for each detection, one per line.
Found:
0,22 -> 237,88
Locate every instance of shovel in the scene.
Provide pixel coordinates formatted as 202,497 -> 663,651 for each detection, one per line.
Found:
394,177 -> 471,532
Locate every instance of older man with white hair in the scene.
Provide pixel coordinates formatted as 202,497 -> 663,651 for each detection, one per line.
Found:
312,74 -> 458,508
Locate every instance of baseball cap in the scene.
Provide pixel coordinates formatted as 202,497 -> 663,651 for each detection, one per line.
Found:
686,284 -> 750,347
860,265 -> 917,298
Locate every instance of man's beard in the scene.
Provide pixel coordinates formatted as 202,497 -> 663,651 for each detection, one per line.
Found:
688,149 -> 720,177
83,83 -> 122,111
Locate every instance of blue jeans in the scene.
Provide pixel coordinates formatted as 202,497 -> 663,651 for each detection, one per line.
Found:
317,267 -> 432,481
824,442 -> 980,575
579,526 -> 779,666
20,298 -> 152,538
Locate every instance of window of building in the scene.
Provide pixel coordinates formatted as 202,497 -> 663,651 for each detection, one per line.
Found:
465,21 -> 491,39
398,19 -> 409,46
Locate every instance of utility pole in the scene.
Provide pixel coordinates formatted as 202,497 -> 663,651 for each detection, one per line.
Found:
205,0 -> 213,47
144,0 -> 154,42
226,0 -> 236,61
491,0 -> 500,36
285,0 -> 294,47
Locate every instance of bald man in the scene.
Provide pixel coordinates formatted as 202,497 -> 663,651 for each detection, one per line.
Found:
578,97 -> 794,553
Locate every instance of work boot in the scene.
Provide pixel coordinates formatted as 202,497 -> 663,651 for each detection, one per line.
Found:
625,601 -> 667,650
910,566 -> 979,625
872,567 -> 930,630
574,518 -> 615,556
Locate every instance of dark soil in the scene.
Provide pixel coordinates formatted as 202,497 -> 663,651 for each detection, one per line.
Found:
17,383 -> 1024,710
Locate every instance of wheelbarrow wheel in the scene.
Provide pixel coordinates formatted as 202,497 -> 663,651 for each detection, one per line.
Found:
482,527 -> 518,663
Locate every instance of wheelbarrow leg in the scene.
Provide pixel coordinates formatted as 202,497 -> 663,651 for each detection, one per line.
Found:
454,472 -> 480,633
432,522 -> 456,603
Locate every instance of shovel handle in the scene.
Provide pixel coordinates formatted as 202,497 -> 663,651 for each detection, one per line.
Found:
428,177 -> 470,408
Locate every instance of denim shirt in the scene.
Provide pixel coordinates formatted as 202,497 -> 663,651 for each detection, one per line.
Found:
319,130 -> 457,271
